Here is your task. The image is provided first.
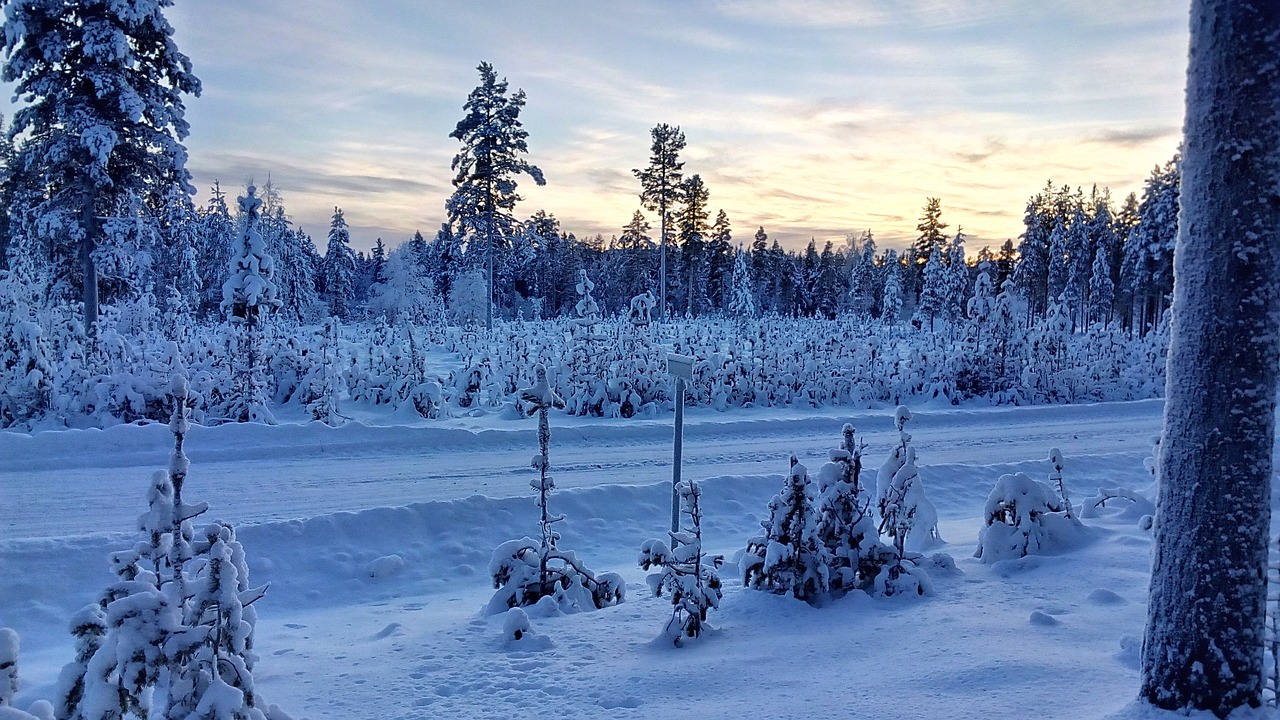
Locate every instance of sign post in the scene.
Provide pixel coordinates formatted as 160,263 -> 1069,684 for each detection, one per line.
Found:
667,353 -> 694,534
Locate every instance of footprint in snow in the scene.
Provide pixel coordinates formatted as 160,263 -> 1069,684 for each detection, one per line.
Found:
598,696 -> 642,710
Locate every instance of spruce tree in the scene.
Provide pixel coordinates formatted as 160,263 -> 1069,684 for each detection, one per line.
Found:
321,207 -> 355,320
1,0 -> 201,331
219,186 -> 280,424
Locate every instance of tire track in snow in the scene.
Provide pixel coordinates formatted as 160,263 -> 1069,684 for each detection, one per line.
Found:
0,401 -> 1166,539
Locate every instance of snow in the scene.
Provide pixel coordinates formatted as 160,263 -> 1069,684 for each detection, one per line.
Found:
0,399 -> 1257,719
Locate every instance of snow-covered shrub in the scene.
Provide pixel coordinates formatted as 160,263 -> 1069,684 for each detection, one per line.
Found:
1078,486 -> 1155,520
742,455 -> 829,602
639,480 -> 723,646
815,424 -> 892,594
876,406 -> 941,552
487,366 -> 623,614
974,470 -> 1086,564
0,628 -> 51,720
0,627 -> 17,707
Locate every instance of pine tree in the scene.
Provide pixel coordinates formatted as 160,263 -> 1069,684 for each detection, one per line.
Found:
633,123 -> 685,321
1015,189 -> 1052,320
750,226 -> 771,311
676,174 -> 710,315
1121,157 -> 1180,334
912,197 -> 948,297
705,209 -> 733,312
1,0 -> 201,331
488,365 -> 623,613
197,184 -> 236,318
881,250 -> 903,325
915,245 -> 946,331
944,229 -> 970,323
728,246 -> 756,324
447,62 -> 545,330
848,230 -> 878,316
1087,244 -> 1114,327
615,210 -> 654,304
815,424 -> 886,593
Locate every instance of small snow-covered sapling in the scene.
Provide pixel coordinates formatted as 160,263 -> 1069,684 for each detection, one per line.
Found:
639,480 -> 723,645
487,365 -> 624,614
742,455 -> 829,602
815,424 -> 889,594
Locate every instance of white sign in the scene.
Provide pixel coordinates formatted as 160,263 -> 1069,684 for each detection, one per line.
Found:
667,353 -> 695,382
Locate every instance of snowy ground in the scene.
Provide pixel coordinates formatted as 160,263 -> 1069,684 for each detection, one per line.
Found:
0,400 -> 1263,719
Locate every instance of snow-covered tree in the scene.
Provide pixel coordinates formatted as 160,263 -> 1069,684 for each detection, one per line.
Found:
447,62 -> 546,330
1,0 -> 201,330
1141,2 -> 1280,714
881,250 -> 903,325
915,245 -> 947,331
847,230 -> 878,316
742,455 -> 829,602
814,424 -> 888,593
728,246 -> 755,324
218,187 -> 280,424
488,366 -> 623,613
166,521 -> 269,720
638,480 -> 723,646
876,406 -> 941,554
1086,243 -> 1114,327
320,208 -> 355,320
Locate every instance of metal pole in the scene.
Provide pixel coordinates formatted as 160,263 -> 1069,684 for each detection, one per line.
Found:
671,375 -> 684,534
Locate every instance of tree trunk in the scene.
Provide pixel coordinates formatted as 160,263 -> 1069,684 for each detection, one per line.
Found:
80,183 -> 98,333
658,200 -> 667,322
1141,1 -> 1280,716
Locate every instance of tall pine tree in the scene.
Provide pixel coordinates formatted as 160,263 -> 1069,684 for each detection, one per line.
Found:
446,62 -> 545,330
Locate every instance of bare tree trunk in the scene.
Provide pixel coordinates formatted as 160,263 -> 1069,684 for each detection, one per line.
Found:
658,202 -> 667,322
1141,1 -> 1280,716
80,181 -> 98,333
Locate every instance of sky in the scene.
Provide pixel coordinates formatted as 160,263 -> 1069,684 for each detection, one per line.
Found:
155,0 -> 1188,255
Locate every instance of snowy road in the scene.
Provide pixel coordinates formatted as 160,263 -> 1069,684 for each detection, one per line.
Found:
0,399 -> 1165,540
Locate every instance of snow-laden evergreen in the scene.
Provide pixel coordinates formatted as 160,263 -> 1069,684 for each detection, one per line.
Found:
638,480 -> 723,646
741,455 -> 829,602
487,366 -> 623,614
814,424 -> 892,594
974,450 -> 1088,564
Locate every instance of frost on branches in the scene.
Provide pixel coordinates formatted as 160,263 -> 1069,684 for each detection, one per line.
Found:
487,366 -> 623,614
815,424 -> 893,594
217,186 -> 280,424
52,381 -> 286,720
742,455 -> 830,602
876,406 -> 941,554
974,449 -> 1088,564
639,480 -> 723,646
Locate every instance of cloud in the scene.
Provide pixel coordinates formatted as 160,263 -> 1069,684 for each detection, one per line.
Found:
0,0 -> 1187,255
